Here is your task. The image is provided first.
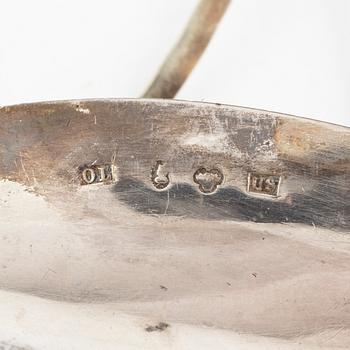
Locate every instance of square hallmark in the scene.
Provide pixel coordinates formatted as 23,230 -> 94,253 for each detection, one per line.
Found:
247,173 -> 281,197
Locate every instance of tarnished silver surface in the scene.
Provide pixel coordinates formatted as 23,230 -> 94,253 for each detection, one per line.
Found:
0,99 -> 350,349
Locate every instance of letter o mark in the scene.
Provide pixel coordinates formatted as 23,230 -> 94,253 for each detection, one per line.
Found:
82,168 -> 96,184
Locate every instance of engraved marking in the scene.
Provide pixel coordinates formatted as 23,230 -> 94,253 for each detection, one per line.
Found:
151,160 -> 170,190
247,173 -> 281,197
97,166 -> 106,181
193,167 -> 224,194
82,168 -> 96,184
80,164 -> 117,185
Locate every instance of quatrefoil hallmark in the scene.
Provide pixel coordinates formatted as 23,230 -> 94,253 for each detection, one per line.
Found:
193,167 -> 224,194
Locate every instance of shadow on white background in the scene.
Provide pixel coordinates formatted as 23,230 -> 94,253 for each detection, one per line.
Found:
0,0 -> 349,126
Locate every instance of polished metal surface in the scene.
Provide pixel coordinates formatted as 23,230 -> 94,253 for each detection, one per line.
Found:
0,99 -> 349,349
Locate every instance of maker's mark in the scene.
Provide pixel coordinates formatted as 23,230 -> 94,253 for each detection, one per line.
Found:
80,164 -> 117,185
193,167 -> 224,194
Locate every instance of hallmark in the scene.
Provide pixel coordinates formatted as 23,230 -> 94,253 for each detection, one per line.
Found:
151,160 -> 170,190
80,164 -> 117,185
247,173 -> 281,197
193,167 -> 223,194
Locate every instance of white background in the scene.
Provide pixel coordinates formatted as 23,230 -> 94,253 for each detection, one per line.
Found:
0,0 -> 349,126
